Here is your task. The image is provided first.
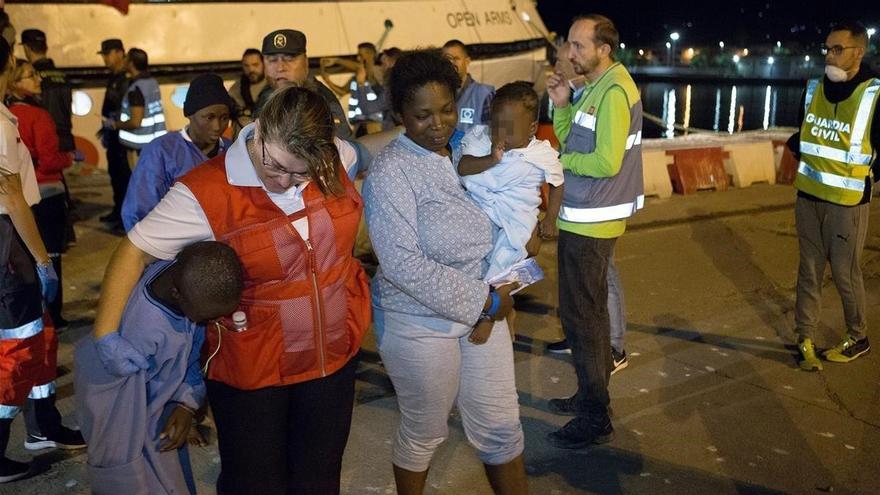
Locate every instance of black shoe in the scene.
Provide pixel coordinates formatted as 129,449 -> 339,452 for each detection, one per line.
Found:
108,221 -> 126,236
51,317 -> 70,331
546,339 -> 571,354
548,396 -> 578,416
24,426 -> 86,451
548,416 -> 614,449
0,457 -> 31,483
98,212 -> 119,223
611,348 -> 628,375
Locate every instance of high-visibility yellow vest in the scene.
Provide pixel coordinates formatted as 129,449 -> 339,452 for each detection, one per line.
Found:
794,77 -> 880,205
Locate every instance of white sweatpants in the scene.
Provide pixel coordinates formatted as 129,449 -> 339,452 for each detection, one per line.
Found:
377,310 -> 524,472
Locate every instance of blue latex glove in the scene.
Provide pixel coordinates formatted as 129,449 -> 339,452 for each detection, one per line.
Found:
35,262 -> 59,303
94,332 -> 150,376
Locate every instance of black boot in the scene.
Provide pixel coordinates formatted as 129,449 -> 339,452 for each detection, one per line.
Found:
0,418 -> 31,483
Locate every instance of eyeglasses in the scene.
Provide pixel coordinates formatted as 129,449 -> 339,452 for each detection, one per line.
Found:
820,45 -> 859,56
260,138 -> 311,182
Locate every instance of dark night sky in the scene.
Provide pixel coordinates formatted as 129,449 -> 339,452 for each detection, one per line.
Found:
536,1 -> 880,50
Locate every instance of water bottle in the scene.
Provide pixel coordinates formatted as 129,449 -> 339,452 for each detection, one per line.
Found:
232,311 -> 247,332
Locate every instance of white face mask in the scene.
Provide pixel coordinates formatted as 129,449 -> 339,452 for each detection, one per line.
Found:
825,64 -> 849,82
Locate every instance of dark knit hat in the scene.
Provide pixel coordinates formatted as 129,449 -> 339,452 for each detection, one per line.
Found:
184,73 -> 233,117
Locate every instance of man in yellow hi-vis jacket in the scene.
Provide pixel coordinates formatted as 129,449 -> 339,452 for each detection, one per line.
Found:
787,20 -> 879,371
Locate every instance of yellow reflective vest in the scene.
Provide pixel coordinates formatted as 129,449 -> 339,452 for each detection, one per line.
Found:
795,77 -> 880,205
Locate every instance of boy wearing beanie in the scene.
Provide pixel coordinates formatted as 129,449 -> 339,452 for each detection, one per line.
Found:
121,74 -> 234,231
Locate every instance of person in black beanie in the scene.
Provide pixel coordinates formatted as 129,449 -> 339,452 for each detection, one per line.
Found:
121,73 -> 233,230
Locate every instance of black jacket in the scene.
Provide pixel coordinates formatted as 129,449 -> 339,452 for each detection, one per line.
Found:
33,58 -> 74,152
787,63 -> 880,204
101,69 -> 129,121
253,77 -> 353,140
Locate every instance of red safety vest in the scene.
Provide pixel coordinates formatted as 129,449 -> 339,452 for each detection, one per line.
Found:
180,156 -> 370,390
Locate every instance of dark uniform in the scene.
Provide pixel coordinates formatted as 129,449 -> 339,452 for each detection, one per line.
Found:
256,29 -> 353,140
98,39 -> 131,225
30,56 -> 74,152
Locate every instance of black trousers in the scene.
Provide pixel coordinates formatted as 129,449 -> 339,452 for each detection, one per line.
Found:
104,132 -> 130,219
207,357 -> 358,495
557,230 -> 615,421
31,193 -> 67,324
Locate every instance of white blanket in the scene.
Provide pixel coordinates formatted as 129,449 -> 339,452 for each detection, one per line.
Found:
460,126 -> 563,279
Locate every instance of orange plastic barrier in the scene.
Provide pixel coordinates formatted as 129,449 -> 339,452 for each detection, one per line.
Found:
773,140 -> 798,185
73,135 -> 100,166
665,147 -> 729,194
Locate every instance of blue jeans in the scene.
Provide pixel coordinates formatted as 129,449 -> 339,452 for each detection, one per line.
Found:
608,251 -> 626,353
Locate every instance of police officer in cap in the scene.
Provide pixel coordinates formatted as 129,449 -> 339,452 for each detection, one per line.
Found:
21,29 -> 74,153
97,38 -> 131,228
256,29 -> 352,139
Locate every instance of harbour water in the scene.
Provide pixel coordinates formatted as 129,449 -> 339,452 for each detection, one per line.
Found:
638,81 -> 805,138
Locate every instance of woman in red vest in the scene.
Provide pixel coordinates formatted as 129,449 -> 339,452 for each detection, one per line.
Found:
90,86 -> 370,494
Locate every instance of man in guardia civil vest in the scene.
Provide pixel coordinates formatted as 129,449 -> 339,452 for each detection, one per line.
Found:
545,14 -> 644,449
788,20 -> 878,371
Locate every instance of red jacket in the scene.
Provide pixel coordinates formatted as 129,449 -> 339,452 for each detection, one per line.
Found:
9,101 -> 71,184
180,156 -> 371,390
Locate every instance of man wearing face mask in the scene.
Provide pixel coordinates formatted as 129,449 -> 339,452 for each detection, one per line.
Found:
786,20 -> 879,371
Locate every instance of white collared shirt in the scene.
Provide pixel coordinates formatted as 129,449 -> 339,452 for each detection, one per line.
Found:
129,123 -> 357,260
0,103 -> 41,214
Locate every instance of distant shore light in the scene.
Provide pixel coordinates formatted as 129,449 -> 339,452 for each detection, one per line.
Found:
719,41 -> 725,48
767,56 -> 775,65
670,32 -> 680,41
732,54 -> 740,63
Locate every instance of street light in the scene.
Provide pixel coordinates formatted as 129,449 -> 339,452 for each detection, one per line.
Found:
719,41 -> 725,49
733,54 -> 740,63
666,41 -> 672,65
767,56 -> 775,64
868,27 -> 876,38
669,32 -> 680,65
620,42 -> 626,49
804,55 -> 810,62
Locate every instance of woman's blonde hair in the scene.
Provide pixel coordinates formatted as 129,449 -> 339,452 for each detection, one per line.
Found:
258,86 -> 344,196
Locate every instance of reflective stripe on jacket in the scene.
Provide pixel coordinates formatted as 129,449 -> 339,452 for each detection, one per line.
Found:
119,77 -> 167,150
559,62 -> 645,223
795,77 -> 880,205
